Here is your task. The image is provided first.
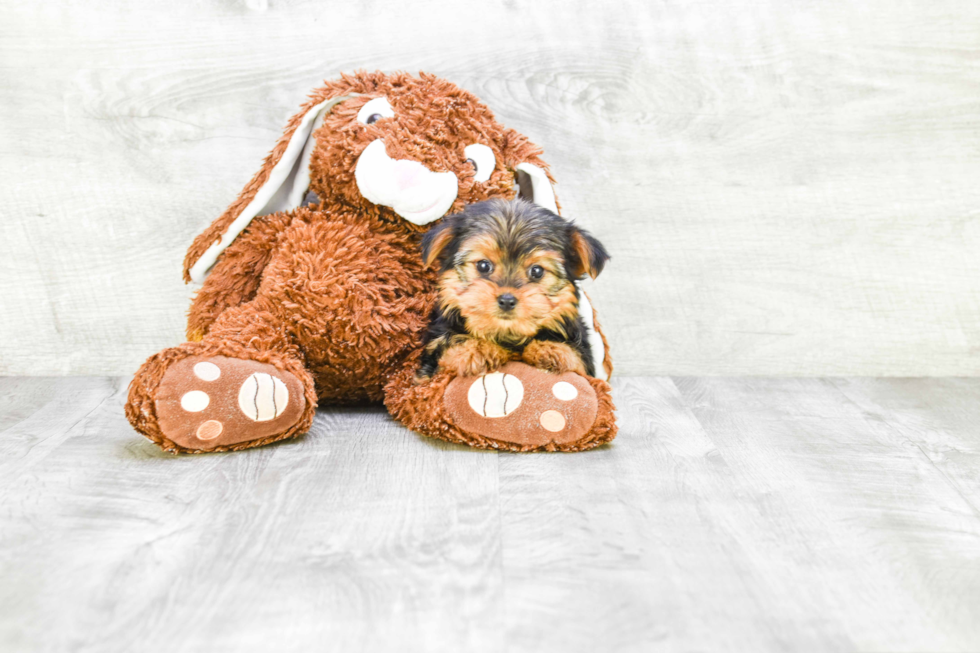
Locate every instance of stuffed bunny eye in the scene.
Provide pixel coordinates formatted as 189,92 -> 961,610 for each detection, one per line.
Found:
464,144 -> 495,182
357,97 -> 394,125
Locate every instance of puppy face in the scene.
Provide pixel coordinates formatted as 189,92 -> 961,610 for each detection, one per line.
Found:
422,198 -> 609,342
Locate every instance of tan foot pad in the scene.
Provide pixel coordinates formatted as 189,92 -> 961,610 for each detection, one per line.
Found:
444,362 -> 598,448
154,356 -> 305,450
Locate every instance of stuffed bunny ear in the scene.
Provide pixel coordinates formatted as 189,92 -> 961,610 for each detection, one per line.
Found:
185,94 -> 359,283
576,289 -> 608,381
514,162 -> 560,215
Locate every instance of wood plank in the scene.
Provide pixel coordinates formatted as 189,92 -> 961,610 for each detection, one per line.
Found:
0,377 -> 121,477
3,1 -> 980,375
0,377 -> 69,432
830,377 -> 980,640
832,378 -> 980,508
672,377 -> 980,651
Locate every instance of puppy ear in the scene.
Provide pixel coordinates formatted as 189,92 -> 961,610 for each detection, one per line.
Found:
569,227 -> 610,280
421,218 -> 456,269
183,92 -> 361,283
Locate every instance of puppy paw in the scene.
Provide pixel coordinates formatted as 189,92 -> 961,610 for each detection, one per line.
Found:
440,339 -> 511,377
521,340 -> 587,375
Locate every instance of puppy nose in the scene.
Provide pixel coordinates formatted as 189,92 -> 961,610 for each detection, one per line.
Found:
497,293 -> 518,311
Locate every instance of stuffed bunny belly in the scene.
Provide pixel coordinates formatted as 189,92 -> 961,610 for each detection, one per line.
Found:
256,211 -> 436,403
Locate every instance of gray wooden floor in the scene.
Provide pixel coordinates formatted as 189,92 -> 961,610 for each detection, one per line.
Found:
1,376 -> 978,652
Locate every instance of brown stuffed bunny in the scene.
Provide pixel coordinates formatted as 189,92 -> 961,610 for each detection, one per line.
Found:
125,71 -> 616,453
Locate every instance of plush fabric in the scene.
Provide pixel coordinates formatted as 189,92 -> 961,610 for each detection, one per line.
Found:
125,71 -> 616,454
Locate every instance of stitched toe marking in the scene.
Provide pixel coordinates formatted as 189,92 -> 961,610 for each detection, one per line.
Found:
180,390 -> 210,412
196,420 -> 223,440
552,381 -> 578,401
193,361 -> 221,381
539,410 -> 566,432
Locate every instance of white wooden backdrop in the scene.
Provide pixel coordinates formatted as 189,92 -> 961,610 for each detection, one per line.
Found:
3,0 -> 980,376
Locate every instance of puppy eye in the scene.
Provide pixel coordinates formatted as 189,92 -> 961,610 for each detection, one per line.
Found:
528,264 -> 545,280
464,144 -> 495,182
476,259 -> 493,274
357,97 -> 394,125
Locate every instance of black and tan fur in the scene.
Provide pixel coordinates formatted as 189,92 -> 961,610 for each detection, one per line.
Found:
418,198 -> 609,379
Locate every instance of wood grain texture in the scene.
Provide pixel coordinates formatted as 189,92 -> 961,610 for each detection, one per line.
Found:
3,1 -> 980,375
1,376 -> 979,651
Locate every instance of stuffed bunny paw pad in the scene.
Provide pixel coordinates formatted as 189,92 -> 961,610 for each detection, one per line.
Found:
444,362 -> 598,448
154,356 -> 306,450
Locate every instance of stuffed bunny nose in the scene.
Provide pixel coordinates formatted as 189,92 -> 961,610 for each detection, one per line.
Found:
392,159 -> 427,191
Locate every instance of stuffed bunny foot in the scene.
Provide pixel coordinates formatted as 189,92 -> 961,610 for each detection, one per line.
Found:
127,345 -> 317,454
385,359 -> 617,452
443,362 -> 601,447
152,355 -> 307,451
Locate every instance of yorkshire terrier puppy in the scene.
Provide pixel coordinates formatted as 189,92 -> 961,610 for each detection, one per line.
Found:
417,198 -> 609,379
